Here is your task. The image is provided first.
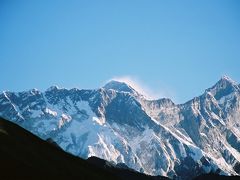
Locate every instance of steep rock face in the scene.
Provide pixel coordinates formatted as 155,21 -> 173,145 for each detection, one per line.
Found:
0,76 -> 239,179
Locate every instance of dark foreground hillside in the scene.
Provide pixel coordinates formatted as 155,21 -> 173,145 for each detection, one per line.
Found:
0,117 -> 167,180
193,173 -> 240,180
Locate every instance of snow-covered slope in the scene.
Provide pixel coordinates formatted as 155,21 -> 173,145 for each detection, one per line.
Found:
0,76 -> 239,179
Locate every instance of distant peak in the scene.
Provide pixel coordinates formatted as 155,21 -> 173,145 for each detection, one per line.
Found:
220,75 -> 235,84
46,85 -> 60,92
206,76 -> 239,100
216,75 -> 238,88
103,80 -> 137,94
29,88 -> 40,95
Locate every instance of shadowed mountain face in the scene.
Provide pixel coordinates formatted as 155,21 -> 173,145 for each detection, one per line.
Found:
0,76 -> 240,179
0,117 -> 168,180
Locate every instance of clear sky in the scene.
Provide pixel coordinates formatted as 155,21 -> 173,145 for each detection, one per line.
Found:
0,0 -> 240,103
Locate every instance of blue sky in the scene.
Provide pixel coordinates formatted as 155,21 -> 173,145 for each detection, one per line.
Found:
0,0 -> 240,103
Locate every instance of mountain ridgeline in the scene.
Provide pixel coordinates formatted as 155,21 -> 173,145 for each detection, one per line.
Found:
0,76 -> 240,179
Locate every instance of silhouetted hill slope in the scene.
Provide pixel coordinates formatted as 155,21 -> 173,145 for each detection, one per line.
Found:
87,156 -> 168,180
193,173 -> 240,180
0,117 -> 117,180
0,117 -> 167,180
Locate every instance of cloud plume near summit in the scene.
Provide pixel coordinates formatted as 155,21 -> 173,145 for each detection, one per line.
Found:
106,76 -> 175,101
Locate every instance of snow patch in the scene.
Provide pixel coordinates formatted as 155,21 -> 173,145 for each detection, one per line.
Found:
45,108 -> 57,117
58,114 -> 72,128
92,117 -> 105,126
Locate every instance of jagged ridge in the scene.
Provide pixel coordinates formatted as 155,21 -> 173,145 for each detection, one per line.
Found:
0,76 -> 239,179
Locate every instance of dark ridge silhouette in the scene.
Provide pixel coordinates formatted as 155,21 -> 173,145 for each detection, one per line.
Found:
0,117 -> 167,180
87,156 -> 168,180
193,173 -> 240,180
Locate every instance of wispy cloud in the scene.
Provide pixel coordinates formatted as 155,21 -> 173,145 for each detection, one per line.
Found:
105,75 -> 176,101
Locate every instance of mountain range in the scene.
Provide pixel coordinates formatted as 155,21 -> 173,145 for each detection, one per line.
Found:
0,76 -> 240,179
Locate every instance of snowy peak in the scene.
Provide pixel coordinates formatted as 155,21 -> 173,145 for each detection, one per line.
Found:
218,75 -> 238,87
29,88 -> 40,95
206,76 -> 239,100
103,80 -> 137,94
46,85 -> 60,92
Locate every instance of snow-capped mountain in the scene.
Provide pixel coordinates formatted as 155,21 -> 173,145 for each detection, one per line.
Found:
0,76 -> 240,179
